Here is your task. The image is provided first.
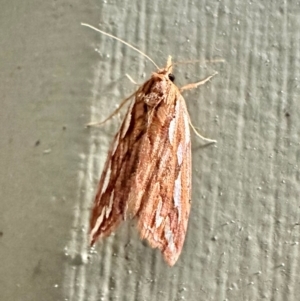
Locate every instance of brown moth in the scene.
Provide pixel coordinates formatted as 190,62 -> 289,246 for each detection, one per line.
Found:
82,23 -> 217,266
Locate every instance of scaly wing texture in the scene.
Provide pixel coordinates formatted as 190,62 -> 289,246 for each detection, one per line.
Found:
130,91 -> 192,266
89,84 -> 149,244
90,75 -> 171,244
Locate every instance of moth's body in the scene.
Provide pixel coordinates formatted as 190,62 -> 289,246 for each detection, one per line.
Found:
90,57 -> 192,266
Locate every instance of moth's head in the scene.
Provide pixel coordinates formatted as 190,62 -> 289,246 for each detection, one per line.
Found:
156,55 -> 176,83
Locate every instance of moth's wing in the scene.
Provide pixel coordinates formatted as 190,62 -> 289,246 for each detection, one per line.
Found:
90,92 -> 148,245
129,92 -> 192,266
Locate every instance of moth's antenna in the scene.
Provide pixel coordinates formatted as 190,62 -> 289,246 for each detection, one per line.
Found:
81,23 -> 159,69
173,58 -> 225,67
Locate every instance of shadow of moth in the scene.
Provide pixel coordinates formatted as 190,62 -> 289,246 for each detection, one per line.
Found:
82,23 -> 217,266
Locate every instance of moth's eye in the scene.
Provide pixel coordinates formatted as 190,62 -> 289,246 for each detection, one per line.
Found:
168,73 -> 175,82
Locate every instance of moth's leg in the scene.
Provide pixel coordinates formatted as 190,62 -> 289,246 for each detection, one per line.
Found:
126,74 -> 140,85
180,72 -> 218,92
181,72 -> 218,143
86,91 -> 136,127
189,121 -> 217,143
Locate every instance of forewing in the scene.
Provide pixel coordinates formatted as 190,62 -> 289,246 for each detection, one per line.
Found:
132,92 -> 192,266
89,91 -> 148,245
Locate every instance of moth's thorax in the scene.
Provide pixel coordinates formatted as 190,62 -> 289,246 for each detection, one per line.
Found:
140,74 -> 176,107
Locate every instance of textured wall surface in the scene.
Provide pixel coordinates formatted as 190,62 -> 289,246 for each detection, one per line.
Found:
1,1 -> 300,301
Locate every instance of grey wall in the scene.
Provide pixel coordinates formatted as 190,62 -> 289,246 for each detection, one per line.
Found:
1,1 -> 299,300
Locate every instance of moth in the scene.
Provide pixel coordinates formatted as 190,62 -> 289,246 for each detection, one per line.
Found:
82,23 -> 217,266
